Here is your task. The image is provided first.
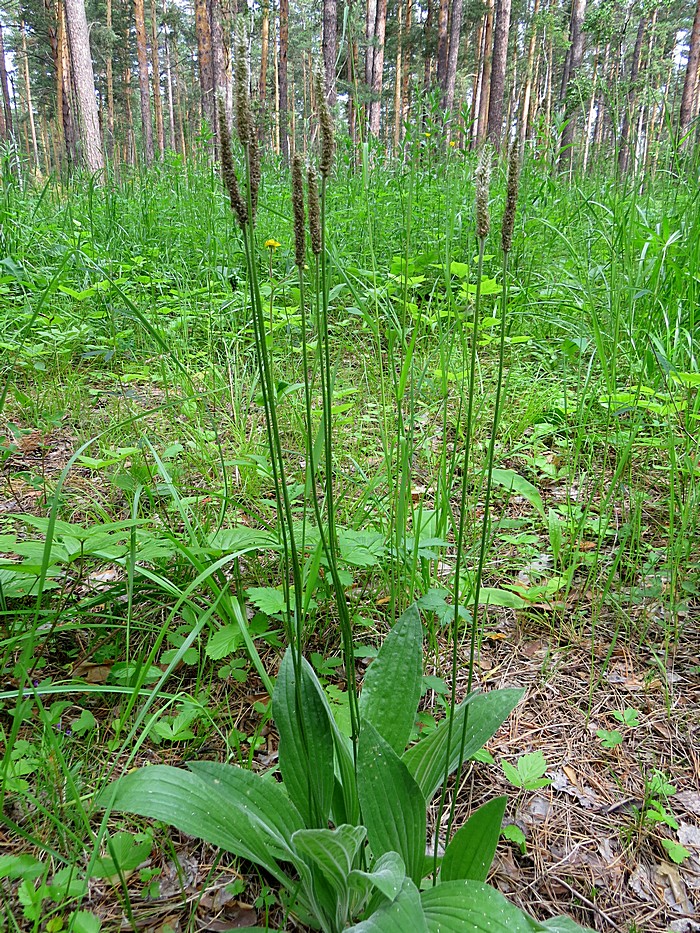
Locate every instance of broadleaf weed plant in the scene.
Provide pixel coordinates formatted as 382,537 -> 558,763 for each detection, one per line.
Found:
98,44 -> 591,933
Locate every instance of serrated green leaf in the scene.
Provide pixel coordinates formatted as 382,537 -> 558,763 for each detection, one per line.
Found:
441,797 -> 507,882
247,586 -> 286,615
358,604 -> 423,754
0,854 -> 44,881
358,720 -> 426,884
205,624 -> 241,660
403,689 -> 523,801
92,832 -> 152,879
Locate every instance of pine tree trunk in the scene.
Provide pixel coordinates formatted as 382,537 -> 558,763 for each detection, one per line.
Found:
618,16 -> 645,174
423,0 -> 433,95
366,0 -> 377,96
680,0 -> 700,134
519,0 -> 540,146
21,24 -> 41,170
124,25 -> 136,163
486,0 -> 511,148
163,1 -> 177,151
368,0 -> 387,135
105,0 -> 114,159
259,0 -> 269,141
194,0 -> 214,143
323,0 -> 337,105
444,0 -> 464,112
557,0 -> 587,172
134,0 -> 154,164
393,0 -> 403,148
470,18 -> 484,144
59,0 -> 77,165
279,0 -> 289,161
0,23 -> 10,138
63,0 -> 104,172
401,0 -> 413,125
476,0 -> 494,144
208,0 -> 226,152
436,0 -> 449,90
150,0 -> 165,157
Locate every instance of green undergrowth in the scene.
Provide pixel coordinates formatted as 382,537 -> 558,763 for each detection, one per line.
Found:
1,145 -> 698,930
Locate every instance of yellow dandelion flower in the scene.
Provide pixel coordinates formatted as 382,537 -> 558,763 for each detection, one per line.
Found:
265,238 -> 281,250
449,140 -> 456,148
424,132 -> 431,138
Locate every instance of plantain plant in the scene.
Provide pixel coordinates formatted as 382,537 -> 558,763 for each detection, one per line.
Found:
99,603 -> 588,932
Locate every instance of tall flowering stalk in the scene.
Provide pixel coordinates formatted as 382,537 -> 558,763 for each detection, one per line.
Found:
218,35 -> 304,667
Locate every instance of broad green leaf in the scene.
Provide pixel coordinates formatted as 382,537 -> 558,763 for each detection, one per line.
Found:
70,911 -> 102,933
291,824 -> 366,895
338,529 -> 386,567
441,796 -> 507,882
207,527 -> 279,554
403,689 -> 523,801
358,720 -> 426,884
273,650 -> 335,828
189,760 -> 304,852
98,765 -> 288,883
347,877 -> 428,932
0,854 -> 44,881
349,852 -> 406,904
421,879 -> 541,932
542,917 -> 594,933
358,604 -> 423,754
474,587 -> 528,609
490,469 -> 545,518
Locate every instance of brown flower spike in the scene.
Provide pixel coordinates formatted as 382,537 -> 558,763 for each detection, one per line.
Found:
307,166 -> 322,255
291,154 -> 306,268
218,98 -> 248,228
501,141 -> 521,254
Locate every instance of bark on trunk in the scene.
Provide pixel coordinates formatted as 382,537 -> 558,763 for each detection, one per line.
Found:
279,0 -> 289,161
557,0 -> 586,172
208,0 -> 227,152
21,24 -> 41,170
486,0 -> 512,148
63,0 -> 105,172
436,0 -> 449,90
618,16 -> 645,174
194,0 -> 214,142
258,0 -> 269,141
519,0 -> 540,146
680,0 -> 700,134
150,0 -> 165,157
444,0 -> 464,112
163,0 -> 176,151
134,0 -> 154,164
106,0 -> 114,159
323,0 -> 337,105
0,23 -> 10,138
368,0 -> 387,135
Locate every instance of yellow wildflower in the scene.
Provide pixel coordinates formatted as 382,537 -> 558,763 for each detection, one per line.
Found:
265,238 -> 281,250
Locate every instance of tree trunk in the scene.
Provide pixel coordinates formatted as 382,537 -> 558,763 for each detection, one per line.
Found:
557,0 -> 587,172
582,50 -> 597,172
486,0 -> 512,148
194,0 -> 214,143
134,0 -> 154,164
444,0 -> 464,112
279,0 -> 289,161
368,0 -> 387,135
63,0 -> 104,173
366,0 -> 377,96
208,0 -> 227,152
58,0 -> 77,165
106,0 -> 115,160
150,0 -> 165,157
401,0 -> 413,125
519,0 -> 540,146
163,1 -> 177,151
393,0 -> 403,148
618,16 -> 645,174
0,23 -> 11,138
680,0 -> 700,134
323,0 -> 337,105
423,0 -> 433,95
259,0 -> 269,141
436,0 -> 449,90
21,23 -> 41,170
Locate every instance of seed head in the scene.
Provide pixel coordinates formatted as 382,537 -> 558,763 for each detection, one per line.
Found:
307,165 -> 321,255
501,140 -> 521,254
234,23 -> 253,150
291,154 -> 306,268
475,146 -> 491,241
218,99 -> 248,228
315,68 -> 335,178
